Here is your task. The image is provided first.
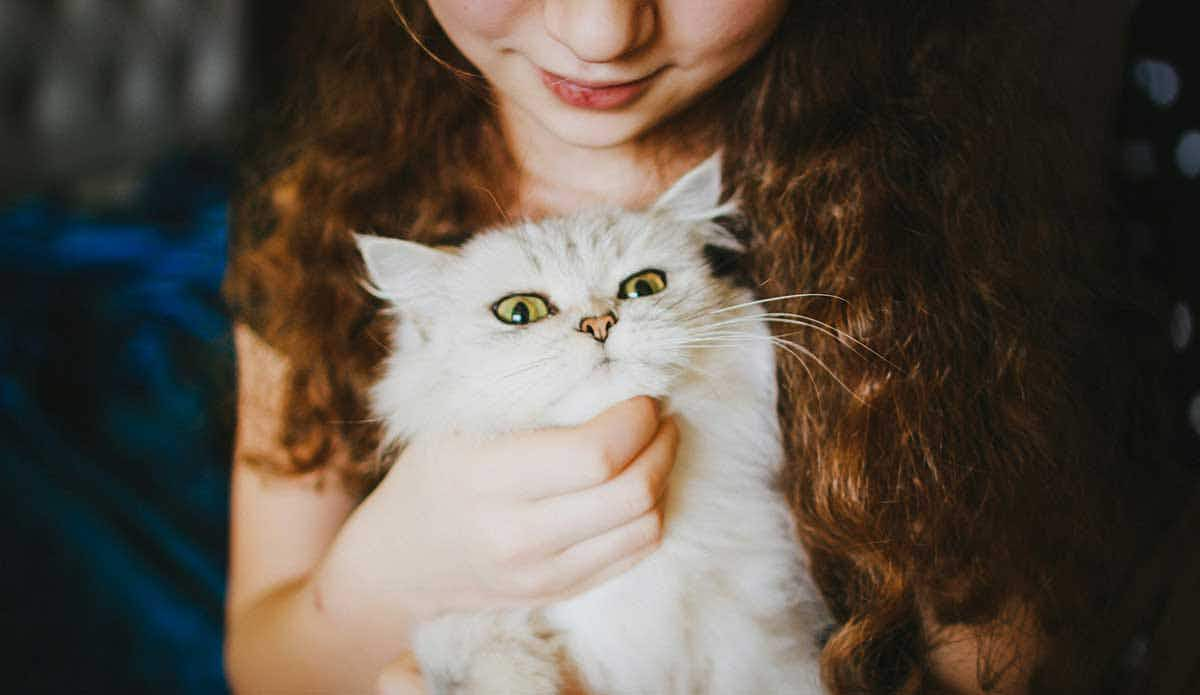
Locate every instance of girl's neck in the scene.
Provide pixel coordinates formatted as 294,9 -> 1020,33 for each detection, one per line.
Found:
498,100 -> 719,218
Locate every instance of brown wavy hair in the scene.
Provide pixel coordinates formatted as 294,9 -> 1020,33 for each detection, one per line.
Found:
224,1 -> 1171,692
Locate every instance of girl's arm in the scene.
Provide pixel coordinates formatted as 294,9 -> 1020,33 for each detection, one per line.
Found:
224,324 -> 412,694
224,324 -> 676,695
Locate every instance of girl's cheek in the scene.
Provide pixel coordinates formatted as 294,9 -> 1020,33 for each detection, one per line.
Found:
427,0 -> 530,40
662,0 -> 788,59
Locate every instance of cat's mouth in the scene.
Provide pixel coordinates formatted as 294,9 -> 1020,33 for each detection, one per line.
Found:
590,355 -> 617,375
583,351 -> 624,379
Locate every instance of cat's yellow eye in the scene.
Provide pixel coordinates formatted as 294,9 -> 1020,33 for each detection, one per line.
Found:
618,269 -> 667,299
493,294 -> 553,325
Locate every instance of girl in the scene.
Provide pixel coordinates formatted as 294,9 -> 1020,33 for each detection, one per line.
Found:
223,1 -> 1169,693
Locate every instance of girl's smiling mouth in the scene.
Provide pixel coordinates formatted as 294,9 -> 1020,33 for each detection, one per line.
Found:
539,68 -> 662,110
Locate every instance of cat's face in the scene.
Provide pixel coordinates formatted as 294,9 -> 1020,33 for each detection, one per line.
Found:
358,155 -> 762,434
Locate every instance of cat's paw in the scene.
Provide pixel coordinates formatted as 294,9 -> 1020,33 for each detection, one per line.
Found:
417,611 -> 566,695
457,645 -> 562,695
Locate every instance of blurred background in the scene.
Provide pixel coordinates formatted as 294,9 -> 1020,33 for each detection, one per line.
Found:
0,0 -> 1196,693
0,1 -> 288,692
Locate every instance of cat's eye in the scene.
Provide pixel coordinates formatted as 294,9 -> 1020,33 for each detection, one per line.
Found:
493,294 -> 553,325
618,269 -> 667,299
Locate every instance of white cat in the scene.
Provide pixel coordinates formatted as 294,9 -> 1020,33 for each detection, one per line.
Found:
355,155 -> 830,695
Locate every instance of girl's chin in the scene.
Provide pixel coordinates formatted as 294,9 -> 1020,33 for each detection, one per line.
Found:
542,120 -> 651,149
524,103 -> 662,149
532,94 -> 703,151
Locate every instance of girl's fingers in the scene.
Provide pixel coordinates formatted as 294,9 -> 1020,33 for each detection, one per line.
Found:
492,396 -> 662,499
518,506 -> 664,601
548,535 -> 660,603
524,417 -> 678,554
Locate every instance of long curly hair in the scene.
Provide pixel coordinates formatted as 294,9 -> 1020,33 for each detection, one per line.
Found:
224,1 -> 1171,691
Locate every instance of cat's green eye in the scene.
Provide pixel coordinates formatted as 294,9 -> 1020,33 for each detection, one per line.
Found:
618,269 -> 667,299
493,294 -> 553,325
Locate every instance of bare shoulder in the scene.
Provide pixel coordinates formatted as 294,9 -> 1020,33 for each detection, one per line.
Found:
924,599 -> 1041,695
226,323 -> 359,620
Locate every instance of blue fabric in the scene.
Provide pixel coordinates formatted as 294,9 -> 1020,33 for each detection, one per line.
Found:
0,155 -> 232,694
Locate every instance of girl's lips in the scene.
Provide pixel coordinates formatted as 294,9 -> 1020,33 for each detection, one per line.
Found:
539,69 -> 658,110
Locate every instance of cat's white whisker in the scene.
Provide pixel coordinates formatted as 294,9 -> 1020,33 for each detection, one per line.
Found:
472,184 -> 513,226
365,327 -> 393,354
469,349 -> 565,382
327,415 -> 390,426
493,357 -> 556,382
476,355 -> 563,414
670,328 -> 862,404
707,292 -> 848,315
433,350 -> 569,427
765,338 -> 824,406
768,336 -> 865,405
662,329 -> 772,346
708,312 -> 850,345
673,336 -> 827,405
706,313 -> 896,368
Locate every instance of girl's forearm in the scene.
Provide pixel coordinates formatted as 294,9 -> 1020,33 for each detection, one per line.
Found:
224,571 -> 417,695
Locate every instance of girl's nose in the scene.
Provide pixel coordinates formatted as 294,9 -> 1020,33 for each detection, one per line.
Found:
543,1 -> 656,64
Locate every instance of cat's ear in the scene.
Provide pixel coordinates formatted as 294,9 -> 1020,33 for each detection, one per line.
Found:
652,152 -> 748,254
353,232 -> 454,302
695,216 -> 746,254
651,151 -> 738,222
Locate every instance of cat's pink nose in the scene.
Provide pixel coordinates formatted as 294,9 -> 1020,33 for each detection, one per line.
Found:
578,311 -> 618,343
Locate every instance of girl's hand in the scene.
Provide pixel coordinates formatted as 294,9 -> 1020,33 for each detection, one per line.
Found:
314,396 -> 677,634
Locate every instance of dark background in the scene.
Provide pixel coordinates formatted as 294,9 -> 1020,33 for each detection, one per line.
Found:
1,1 -> 287,692
0,1 -> 1196,693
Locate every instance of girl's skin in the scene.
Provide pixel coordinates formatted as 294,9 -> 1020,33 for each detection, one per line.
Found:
224,2 -> 1029,693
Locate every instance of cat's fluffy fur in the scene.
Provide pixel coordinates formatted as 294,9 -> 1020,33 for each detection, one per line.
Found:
356,156 -> 828,695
